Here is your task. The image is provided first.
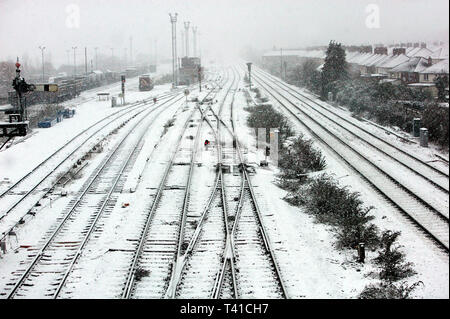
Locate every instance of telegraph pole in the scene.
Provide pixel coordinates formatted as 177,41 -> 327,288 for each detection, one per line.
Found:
38,46 -> 45,82
110,48 -> 114,70
280,48 -> 283,80
94,47 -> 98,70
184,21 -> 190,57
181,30 -> 185,57
169,13 -> 178,87
66,50 -> 70,66
154,38 -> 157,66
72,46 -> 77,77
84,47 -> 88,76
129,36 -> 133,65
192,26 -> 197,57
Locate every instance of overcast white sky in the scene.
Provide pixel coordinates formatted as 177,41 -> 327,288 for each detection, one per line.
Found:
0,0 -> 448,66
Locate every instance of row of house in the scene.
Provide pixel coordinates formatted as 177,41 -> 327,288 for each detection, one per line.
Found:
261,43 -> 449,98
347,45 -> 448,97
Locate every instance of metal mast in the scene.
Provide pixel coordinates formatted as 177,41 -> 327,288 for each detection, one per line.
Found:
94,47 -> 98,70
129,36 -> 133,65
184,21 -> 190,57
192,26 -> 197,57
38,46 -> 45,82
72,46 -> 77,77
181,30 -> 185,57
169,13 -> 178,87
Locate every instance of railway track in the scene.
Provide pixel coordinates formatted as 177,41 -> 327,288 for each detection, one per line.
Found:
121,76 -> 226,299
254,68 -> 449,195
170,67 -> 288,299
0,90 -> 185,243
2,91 -> 188,299
247,66 -> 449,252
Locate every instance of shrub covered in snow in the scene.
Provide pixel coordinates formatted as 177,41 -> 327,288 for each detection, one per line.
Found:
300,174 -> 380,249
359,281 -> 423,299
245,103 -> 293,143
374,230 -> 417,282
278,134 -> 326,179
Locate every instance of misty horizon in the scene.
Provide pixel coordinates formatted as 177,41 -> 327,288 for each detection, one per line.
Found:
0,0 -> 449,68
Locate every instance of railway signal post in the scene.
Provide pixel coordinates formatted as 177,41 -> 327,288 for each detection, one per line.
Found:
121,75 -> 126,105
246,62 -> 253,89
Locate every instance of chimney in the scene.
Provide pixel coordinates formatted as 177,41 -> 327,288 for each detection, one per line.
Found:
393,48 -> 406,56
374,47 -> 388,55
427,56 -> 432,66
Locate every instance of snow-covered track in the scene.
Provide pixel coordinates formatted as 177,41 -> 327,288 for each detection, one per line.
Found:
201,67 -> 288,298
254,68 -> 449,192
122,80 -> 224,299
168,69 -> 237,299
249,67 -> 449,252
0,91 -> 182,243
3,94 -> 186,299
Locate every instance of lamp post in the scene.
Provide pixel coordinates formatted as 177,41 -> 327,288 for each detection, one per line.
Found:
38,46 -> 45,82
94,47 -> 98,70
72,46 -> 77,77
169,13 -> 178,87
110,48 -> 114,70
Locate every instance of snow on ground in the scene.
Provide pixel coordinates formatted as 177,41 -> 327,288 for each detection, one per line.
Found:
241,69 -> 448,298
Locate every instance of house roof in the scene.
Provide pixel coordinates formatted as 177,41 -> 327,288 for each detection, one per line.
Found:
389,57 -> 430,73
408,47 -> 434,58
420,59 -> 449,74
378,54 -> 411,69
431,47 -> 449,60
366,54 -> 391,67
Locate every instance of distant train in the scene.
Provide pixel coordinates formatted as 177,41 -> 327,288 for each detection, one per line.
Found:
7,64 -> 152,107
139,75 -> 154,91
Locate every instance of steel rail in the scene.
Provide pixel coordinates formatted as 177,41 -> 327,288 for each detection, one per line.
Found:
122,76 -> 225,299
6,93 -> 186,299
248,66 -> 449,252
253,68 -> 449,194
255,67 -> 449,180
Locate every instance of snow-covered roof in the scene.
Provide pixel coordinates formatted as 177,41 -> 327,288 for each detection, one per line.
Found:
92,70 -> 103,74
420,59 -> 449,74
364,54 -> 391,67
408,47 -> 433,58
347,52 -> 373,64
389,57 -> 430,73
431,47 -> 449,60
377,54 -> 411,69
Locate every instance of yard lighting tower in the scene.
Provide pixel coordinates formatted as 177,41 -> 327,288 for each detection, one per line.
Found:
169,13 -> 178,87
192,26 -> 198,57
94,47 -> 98,70
38,46 -> 45,82
110,48 -> 115,70
72,46 -> 77,77
66,50 -> 70,66
246,62 -> 253,89
184,21 -> 190,57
